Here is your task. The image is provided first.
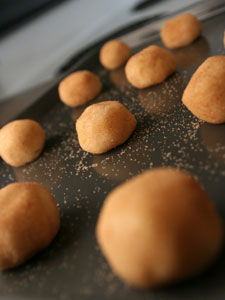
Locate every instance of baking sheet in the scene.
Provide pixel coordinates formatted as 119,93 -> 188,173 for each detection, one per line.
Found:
0,2 -> 225,299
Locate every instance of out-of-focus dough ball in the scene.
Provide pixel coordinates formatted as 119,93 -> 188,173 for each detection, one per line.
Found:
125,45 -> 176,89
58,70 -> 102,107
0,119 -> 45,167
0,182 -> 60,269
96,168 -> 223,288
182,56 -> 225,124
160,13 -> 201,49
100,39 -> 131,70
76,101 -> 137,154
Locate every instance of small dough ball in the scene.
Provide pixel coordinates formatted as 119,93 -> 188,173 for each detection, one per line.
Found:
0,182 -> 60,269
76,101 -> 137,154
160,13 -> 201,49
96,168 -> 223,288
182,56 -> 225,124
100,39 -> 131,70
125,45 -> 176,89
58,70 -> 102,107
0,119 -> 45,167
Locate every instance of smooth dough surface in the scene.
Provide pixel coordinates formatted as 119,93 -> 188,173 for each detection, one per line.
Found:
76,101 -> 137,154
0,182 -> 60,269
0,119 -> 45,167
160,13 -> 201,49
58,70 -> 102,107
125,45 -> 176,89
182,56 -> 225,124
96,168 -> 223,288
100,39 -> 131,70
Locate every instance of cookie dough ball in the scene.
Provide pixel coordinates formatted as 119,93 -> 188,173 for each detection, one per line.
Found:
58,70 -> 102,107
160,13 -> 201,49
76,101 -> 137,154
182,56 -> 225,124
0,119 -> 45,167
96,168 -> 223,288
125,45 -> 176,89
100,39 -> 131,70
0,182 -> 60,269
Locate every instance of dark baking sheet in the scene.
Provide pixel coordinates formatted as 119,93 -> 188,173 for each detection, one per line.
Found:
0,2 -> 225,299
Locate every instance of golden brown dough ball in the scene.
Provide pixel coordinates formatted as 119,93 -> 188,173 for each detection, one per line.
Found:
58,70 -> 102,107
76,101 -> 137,154
96,168 -> 223,288
99,39 -> 131,70
182,56 -> 225,124
160,13 -> 202,49
0,182 -> 60,269
0,119 -> 45,167
125,45 -> 176,89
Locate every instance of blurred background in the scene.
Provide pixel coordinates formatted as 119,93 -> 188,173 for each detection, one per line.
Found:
0,0 -> 200,122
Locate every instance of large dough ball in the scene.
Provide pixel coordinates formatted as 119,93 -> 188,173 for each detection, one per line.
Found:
0,182 -> 60,269
182,56 -> 225,124
76,101 -> 137,154
0,119 -> 45,167
58,70 -> 102,107
160,13 -> 201,49
125,45 -> 176,89
96,168 -> 223,288
100,39 -> 131,70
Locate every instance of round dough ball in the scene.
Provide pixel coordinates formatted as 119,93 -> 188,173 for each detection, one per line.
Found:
100,39 -> 131,70
0,182 -> 60,269
125,45 -> 176,89
76,101 -> 137,154
182,56 -> 225,124
58,70 -> 102,107
96,168 -> 223,288
160,13 -> 201,49
0,119 -> 45,167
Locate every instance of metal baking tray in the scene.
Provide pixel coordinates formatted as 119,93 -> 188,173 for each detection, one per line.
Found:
0,1 -> 225,299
